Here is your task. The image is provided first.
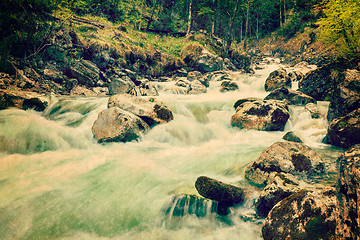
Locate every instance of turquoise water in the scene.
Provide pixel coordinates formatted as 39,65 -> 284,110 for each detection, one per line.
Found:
0,64 -> 341,239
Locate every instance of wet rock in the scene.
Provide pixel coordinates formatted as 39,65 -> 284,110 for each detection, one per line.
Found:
64,60 -> 100,87
326,108 -> 360,149
233,97 -> 262,110
283,131 -> 304,143
70,86 -> 97,97
187,80 -> 207,95
175,78 -> 191,88
231,100 -> 290,131
128,82 -> 159,96
264,68 -> 291,92
264,87 -> 316,106
187,71 -> 202,81
223,58 -> 237,71
327,69 -> 360,122
0,89 -> 49,111
108,76 -> 135,95
255,173 -> 300,217
336,145 -> 360,238
91,107 -> 150,143
108,94 -> 173,127
205,71 -> 228,82
262,188 -> 337,240
305,102 -> 321,119
230,52 -> 251,71
92,87 -> 109,96
196,49 -> 224,73
195,176 -> 245,207
245,142 -> 325,186
288,70 -> 304,82
220,80 -> 239,92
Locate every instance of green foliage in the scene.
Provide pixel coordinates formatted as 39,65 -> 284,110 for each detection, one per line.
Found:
319,0 -> 360,53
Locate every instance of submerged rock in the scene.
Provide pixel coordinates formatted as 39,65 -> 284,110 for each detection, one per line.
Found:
264,87 -> 316,106
231,100 -> 289,131
264,68 -> 291,92
0,89 -> 49,111
255,173 -> 300,218
245,142 -> 325,186
326,108 -> 360,149
195,176 -> 245,207
220,80 -> 239,92
91,107 -> 150,143
262,188 -> 337,240
283,131 -> 304,143
336,145 -> 360,238
108,94 -> 173,127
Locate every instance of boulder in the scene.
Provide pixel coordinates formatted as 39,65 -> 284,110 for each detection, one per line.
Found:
245,141 -> 325,186
64,60 -> 101,87
128,82 -> 159,96
0,89 -> 49,111
326,108 -> 360,149
187,71 -> 202,81
91,107 -> 150,143
283,131 -> 304,143
255,173 -> 300,217
264,68 -> 291,92
187,80 -> 207,95
231,100 -> 290,131
264,87 -> 316,106
195,176 -> 245,207
262,188 -> 337,240
223,58 -> 237,71
108,94 -> 173,127
327,69 -> 360,122
175,79 -> 191,88
230,52 -> 251,71
288,70 -> 304,82
43,69 -> 65,83
196,49 -> 224,73
108,76 -> 135,95
233,97 -> 262,110
220,80 -> 239,92
70,86 -> 97,97
335,145 -> 360,238
206,71 -> 228,82
305,103 -> 321,119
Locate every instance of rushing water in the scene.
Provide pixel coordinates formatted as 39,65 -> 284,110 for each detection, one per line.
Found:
0,62 -> 343,240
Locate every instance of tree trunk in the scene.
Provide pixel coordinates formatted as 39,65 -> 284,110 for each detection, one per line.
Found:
224,0 -> 241,57
146,0 -> 159,31
186,0 -> 193,35
244,0 -> 250,51
284,0 -> 286,24
279,0 -> 282,27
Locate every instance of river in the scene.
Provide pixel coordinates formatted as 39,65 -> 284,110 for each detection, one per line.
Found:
0,61 -> 343,239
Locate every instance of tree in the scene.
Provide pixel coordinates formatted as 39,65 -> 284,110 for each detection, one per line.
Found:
319,0 -> 360,53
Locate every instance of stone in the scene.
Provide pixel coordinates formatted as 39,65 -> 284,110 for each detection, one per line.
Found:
305,102 -> 321,119
70,86 -> 97,97
128,82 -> 159,96
64,60 -> 100,87
231,100 -> 290,131
223,58 -> 237,71
91,107 -> 150,143
245,141 -> 325,186
187,71 -> 202,81
327,69 -> 360,122
108,94 -> 173,127
43,69 -> 65,83
283,131 -> 304,143
335,145 -> 360,238
233,97 -> 262,110
0,89 -> 49,111
206,71 -> 228,82
288,70 -> 304,82
108,76 -> 135,95
264,87 -> 316,106
175,79 -> 191,88
187,80 -> 207,95
220,80 -> 239,92
262,188 -> 337,240
326,108 -> 360,149
255,173 -> 300,217
195,176 -> 245,207
196,49 -> 224,73
264,68 -> 291,92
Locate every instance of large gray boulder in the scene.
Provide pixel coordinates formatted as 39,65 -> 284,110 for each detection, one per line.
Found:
91,107 -> 150,143
0,89 -> 49,111
187,80 -> 207,95
231,100 -> 290,131
336,145 -> 360,239
262,188 -> 337,240
264,68 -> 291,92
108,94 -> 173,127
245,141 -> 325,186
196,49 -> 224,73
64,60 -> 101,87
108,76 -> 135,95
264,87 -> 316,106
327,69 -> 360,122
